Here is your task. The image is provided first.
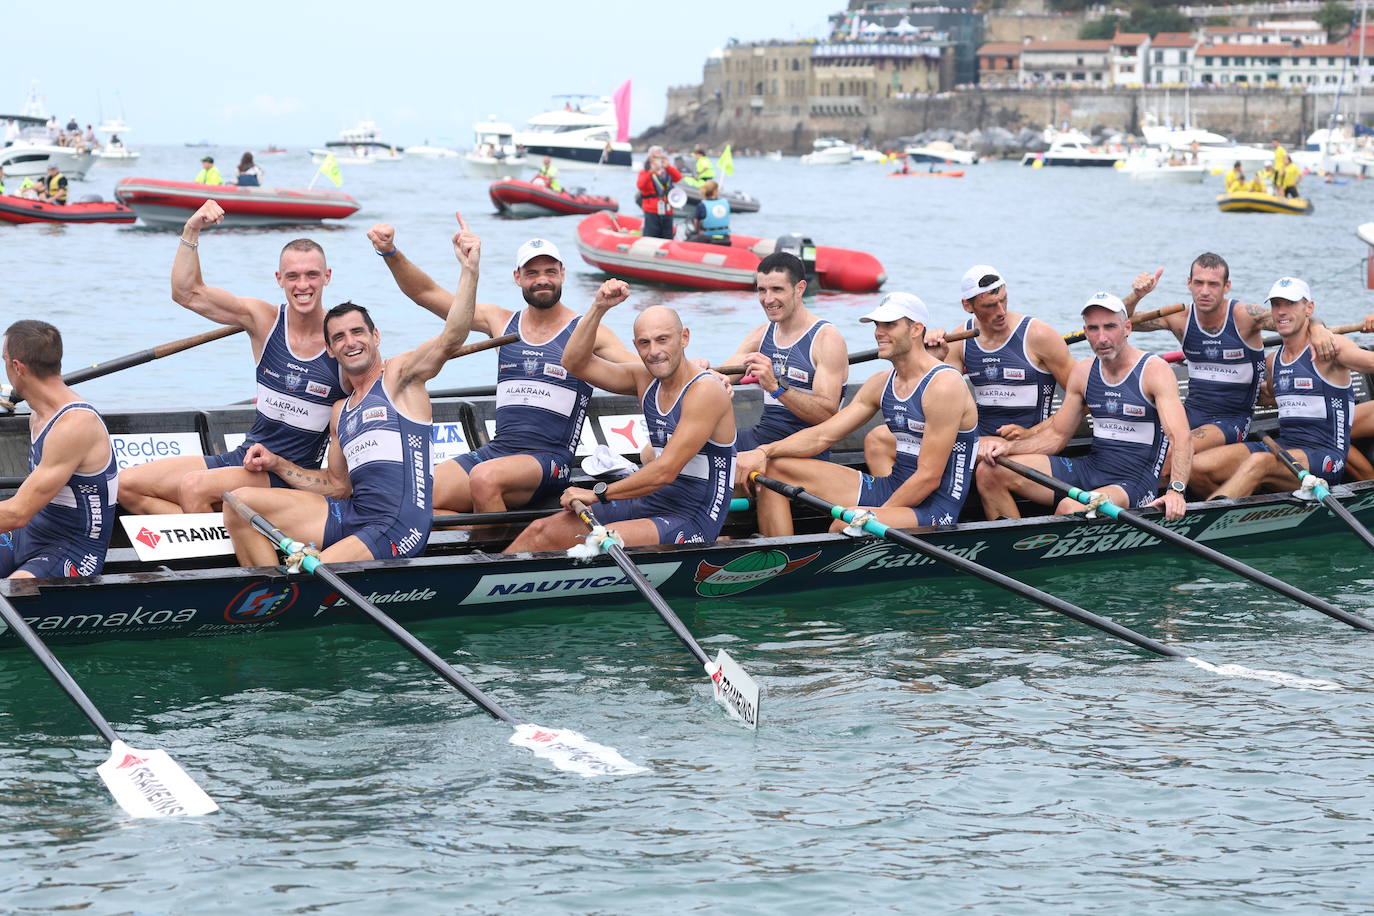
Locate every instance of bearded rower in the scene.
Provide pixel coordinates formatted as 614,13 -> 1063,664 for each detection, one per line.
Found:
1192,278 -> 1374,498
369,222 -> 634,513
507,287 -> 736,551
978,293 -> 1193,521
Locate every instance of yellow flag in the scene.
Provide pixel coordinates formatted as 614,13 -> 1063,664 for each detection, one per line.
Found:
321,152 -> 344,187
717,144 -> 734,177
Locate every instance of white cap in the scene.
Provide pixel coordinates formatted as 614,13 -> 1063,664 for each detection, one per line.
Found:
960,264 -> 1005,300
860,292 -> 930,326
515,238 -> 562,270
1081,291 -> 1128,319
1265,276 -> 1312,304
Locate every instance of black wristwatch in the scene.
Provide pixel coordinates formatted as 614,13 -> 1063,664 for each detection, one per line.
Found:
1168,480 -> 1186,495
592,481 -> 611,504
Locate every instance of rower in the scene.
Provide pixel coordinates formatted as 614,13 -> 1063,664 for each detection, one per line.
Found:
0,321 -> 118,579
978,292 -> 1193,521
705,251 -> 847,456
368,223 -> 635,513
45,166 -> 67,206
505,289 -> 736,551
223,223 -> 480,565
1123,253 -> 1335,466
1193,278 -> 1374,499
117,200 -> 347,515
736,292 -> 978,538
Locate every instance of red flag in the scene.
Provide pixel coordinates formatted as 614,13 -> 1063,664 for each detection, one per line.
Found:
612,80 -> 631,143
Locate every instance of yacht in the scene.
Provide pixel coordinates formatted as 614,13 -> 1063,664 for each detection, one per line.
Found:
1116,147 -> 1207,183
904,140 -> 979,166
800,138 -> 855,166
463,117 -> 528,177
1141,116 -> 1271,171
513,97 -> 631,171
405,142 -> 459,159
1021,129 -> 1124,167
310,121 -> 403,165
0,113 -> 94,179
93,119 -> 139,163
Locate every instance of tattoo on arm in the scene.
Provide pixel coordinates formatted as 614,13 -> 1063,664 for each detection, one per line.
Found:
1131,317 -> 1166,332
282,466 -> 333,491
1242,302 -> 1274,330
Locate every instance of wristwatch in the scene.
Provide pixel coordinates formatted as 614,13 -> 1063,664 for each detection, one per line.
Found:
773,378 -> 789,396
592,481 -> 611,504
1168,480 -> 1186,495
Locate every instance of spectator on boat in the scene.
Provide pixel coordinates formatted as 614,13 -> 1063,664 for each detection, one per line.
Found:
977,293 -> 1193,522
117,200 -> 348,516
702,251 -> 847,462
1224,161 -> 1246,193
224,225 -> 482,566
236,152 -> 264,187
637,149 -> 681,240
1271,139 -> 1289,174
535,155 -> 562,192
0,320 -> 118,579
735,293 -> 978,537
1276,159 -> 1302,199
85,125 -> 96,146
1193,278 -> 1374,498
368,223 -> 636,514
194,156 -> 223,185
505,293 -> 736,552
1122,253 -> 1334,471
18,177 -> 40,200
1252,163 -> 1276,194
690,147 -> 715,187
65,117 -> 78,132
45,166 -> 67,205
686,180 -> 731,246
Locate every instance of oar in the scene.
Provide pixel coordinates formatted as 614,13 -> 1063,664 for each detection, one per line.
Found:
1262,434 -> 1374,551
1063,304 -> 1185,345
1262,322 -> 1366,348
3,326 -> 244,409
751,473 -> 1338,689
715,327 -> 980,377
432,497 -> 752,529
568,499 -> 761,727
221,491 -> 645,776
996,458 -> 1374,631
0,594 -> 218,817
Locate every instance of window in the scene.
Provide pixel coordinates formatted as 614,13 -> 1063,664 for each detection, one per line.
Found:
1155,50 -> 1163,63
1205,56 -> 1213,66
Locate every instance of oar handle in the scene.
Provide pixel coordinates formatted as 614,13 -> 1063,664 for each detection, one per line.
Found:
1262,322 -> 1366,348
1063,303 -> 1184,344
452,332 -> 517,359
714,327 -> 978,377
1261,435 -> 1309,483
1261,436 -> 1374,551
148,325 -> 245,360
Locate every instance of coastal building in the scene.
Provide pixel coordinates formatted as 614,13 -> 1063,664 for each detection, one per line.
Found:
1018,39 -> 1112,85
1147,33 -> 1199,85
831,1 -> 984,85
1193,43 -> 1372,88
1110,32 -> 1151,86
1204,21 -> 1328,46
977,42 -> 1024,87
811,39 -> 952,117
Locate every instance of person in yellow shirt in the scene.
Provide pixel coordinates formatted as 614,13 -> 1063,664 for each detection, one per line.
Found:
194,156 -> 224,185
1271,139 -> 1289,174
1224,161 -> 1246,193
1276,160 -> 1302,198
1251,163 -> 1276,194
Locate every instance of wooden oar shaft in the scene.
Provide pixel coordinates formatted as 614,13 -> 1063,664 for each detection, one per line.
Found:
752,474 -> 1183,659
996,458 -> 1374,631
1064,303 -> 1185,344
423,333 -> 520,398
715,327 -> 978,377
1261,435 -> 1374,552
571,499 -> 711,666
0,594 -> 120,745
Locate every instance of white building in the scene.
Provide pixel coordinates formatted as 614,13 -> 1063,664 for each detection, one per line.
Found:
1194,43 -> 1371,88
1110,32 -> 1151,86
1146,32 -> 1199,85
1019,40 -> 1113,85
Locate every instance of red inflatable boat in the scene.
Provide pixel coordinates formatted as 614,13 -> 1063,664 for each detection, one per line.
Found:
0,195 -> 136,225
114,178 -> 360,228
489,178 -> 618,218
574,212 -> 886,292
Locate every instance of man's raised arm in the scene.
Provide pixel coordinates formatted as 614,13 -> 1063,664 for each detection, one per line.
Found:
395,216 -> 479,388
368,220 -> 459,318
561,279 -> 642,396
171,200 -> 271,331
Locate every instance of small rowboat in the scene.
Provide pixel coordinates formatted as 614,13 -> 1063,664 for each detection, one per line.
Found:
114,178 -> 361,228
1216,191 -> 1314,215
575,211 -> 886,292
0,194 -> 136,225
488,178 -> 618,218
887,169 -> 965,178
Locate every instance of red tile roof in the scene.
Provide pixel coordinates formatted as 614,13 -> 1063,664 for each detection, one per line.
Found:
1151,32 -> 1197,48
977,42 -> 1025,56
1112,32 -> 1149,47
1019,40 -> 1113,52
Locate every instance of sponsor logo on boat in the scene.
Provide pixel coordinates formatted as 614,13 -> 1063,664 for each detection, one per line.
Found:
693,549 -> 820,597
136,527 -> 161,548
111,433 -> 203,470
314,587 -> 438,616
1013,533 -> 1059,550
19,605 -> 198,632
1037,523 -> 1193,558
818,539 -> 989,574
1195,502 -> 1314,541
224,582 -> 299,623
459,562 -> 681,605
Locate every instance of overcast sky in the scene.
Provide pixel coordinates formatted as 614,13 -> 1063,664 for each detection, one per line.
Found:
9,0 -> 841,146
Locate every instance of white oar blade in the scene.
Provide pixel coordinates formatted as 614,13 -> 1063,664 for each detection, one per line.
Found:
97,740 -> 219,818
1186,657 -> 1342,691
705,649 -> 760,729
510,724 -> 648,777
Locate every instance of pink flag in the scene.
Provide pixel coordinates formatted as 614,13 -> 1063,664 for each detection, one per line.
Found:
612,80 -> 631,143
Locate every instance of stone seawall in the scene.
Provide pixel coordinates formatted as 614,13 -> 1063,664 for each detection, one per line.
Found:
641,88 -> 1342,154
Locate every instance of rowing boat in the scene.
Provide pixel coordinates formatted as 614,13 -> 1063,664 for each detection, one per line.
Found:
0,361 -> 1369,648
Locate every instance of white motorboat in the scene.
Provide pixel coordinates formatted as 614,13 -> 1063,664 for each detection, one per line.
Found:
1021,130 -> 1124,168
405,143 -> 459,159
766,150 -> 783,161
1116,148 -> 1208,183
1297,125 -> 1374,177
0,113 -> 94,179
463,117 -> 529,177
513,97 -> 631,171
1140,117 -> 1272,172
905,141 -> 979,166
852,147 -> 888,163
93,119 -> 139,163
800,138 -> 854,166
310,121 -> 403,165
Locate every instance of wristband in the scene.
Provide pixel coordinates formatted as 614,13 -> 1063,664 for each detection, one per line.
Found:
179,236 -> 198,249
376,248 -> 398,258
773,378 -> 788,395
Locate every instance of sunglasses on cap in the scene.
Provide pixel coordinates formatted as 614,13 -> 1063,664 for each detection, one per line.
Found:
977,274 -> 1001,289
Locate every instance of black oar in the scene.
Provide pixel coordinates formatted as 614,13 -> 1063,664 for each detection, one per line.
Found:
221,491 -> 644,776
0,594 -> 218,817
3,326 -> 244,410
997,458 -> 1374,631
1063,304 -> 1185,345
752,473 -> 1339,689
715,327 -> 979,377
568,499 -> 761,727
1262,435 -> 1374,552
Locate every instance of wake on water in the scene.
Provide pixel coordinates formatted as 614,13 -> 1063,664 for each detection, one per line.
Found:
1186,657 -> 1343,691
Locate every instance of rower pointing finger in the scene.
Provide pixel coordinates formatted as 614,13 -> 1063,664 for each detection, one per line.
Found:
454,209 -> 469,233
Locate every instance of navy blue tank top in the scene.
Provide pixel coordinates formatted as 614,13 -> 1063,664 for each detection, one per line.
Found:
1084,354 -> 1168,482
643,372 -> 735,518
338,375 -> 433,524
750,319 -> 844,445
1271,344 -> 1354,454
249,305 -> 347,467
25,402 -> 118,561
1182,300 -> 1264,417
880,364 -> 978,504
963,315 -> 1057,436
493,312 -> 593,455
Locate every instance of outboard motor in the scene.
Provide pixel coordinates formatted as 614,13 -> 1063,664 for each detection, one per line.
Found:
775,233 -> 818,292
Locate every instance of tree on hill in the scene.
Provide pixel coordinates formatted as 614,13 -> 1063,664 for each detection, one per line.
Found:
1078,4 -> 1189,39
1317,0 -> 1354,41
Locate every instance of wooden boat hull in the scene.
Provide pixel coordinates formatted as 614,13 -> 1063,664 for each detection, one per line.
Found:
0,195 -> 136,224
1216,192 -> 1313,215
114,178 -> 361,227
